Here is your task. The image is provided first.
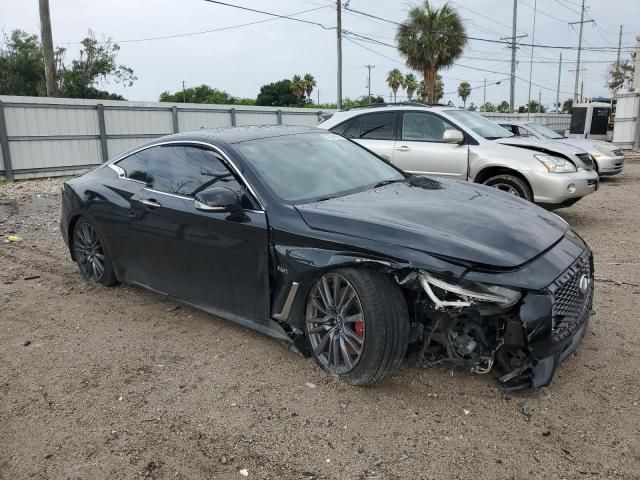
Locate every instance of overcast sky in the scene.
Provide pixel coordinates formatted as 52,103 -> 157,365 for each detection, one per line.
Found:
2,0 -> 638,107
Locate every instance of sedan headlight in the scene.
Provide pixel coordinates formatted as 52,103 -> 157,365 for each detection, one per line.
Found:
419,271 -> 521,311
535,154 -> 577,173
593,144 -> 614,158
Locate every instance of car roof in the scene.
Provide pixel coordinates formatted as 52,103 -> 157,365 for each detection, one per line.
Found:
151,125 -> 321,145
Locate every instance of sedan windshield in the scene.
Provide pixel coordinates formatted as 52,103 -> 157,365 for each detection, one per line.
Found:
446,109 -> 514,140
235,132 -> 405,204
525,122 -> 564,139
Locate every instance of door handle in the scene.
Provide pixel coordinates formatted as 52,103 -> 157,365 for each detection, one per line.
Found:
396,146 -> 411,152
140,199 -> 161,209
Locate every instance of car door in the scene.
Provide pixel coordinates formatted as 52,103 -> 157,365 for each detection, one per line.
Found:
343,112 -> 396,161
393,111 -> 469,178
125,143 -> 271,326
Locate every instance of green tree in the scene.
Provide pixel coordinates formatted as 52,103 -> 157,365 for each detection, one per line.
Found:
57,31 -> 136,99
562,98 -> 573,113
481,102 -> 495,112
290,75 -> 305,100
497,100 -> 510,113
404,73 -> 418,101
457,81 -> 471,108
303,73 -> 316,102
467,102 -> 477,112
159,84 -> 245,104
386,68 -> 404,102
417,74 -> 443,103
256,79 -> 303,107
0,30 -> 46,96
397,1 -> 467,104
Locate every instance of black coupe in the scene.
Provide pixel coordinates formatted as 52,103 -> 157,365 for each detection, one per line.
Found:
61,126 -> 594,390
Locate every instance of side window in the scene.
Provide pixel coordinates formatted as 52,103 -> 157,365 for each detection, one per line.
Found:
517,126 -> 533,137
359,113 -> 394,140
344,117 -> 361,138
501,124 -> 516,135
330,119 -> 352,137
117,150 -> 148,182
145,145 -> 241,197
402,112 -> 459,142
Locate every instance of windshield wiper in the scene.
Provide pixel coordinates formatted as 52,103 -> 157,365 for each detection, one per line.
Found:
374,179 -> 403,188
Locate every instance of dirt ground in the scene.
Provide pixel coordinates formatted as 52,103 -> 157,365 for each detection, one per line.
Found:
1,164 -> 639,480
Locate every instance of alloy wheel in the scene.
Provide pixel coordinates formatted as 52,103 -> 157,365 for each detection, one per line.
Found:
74,222 -> 105,282
306,273 -> 365,375
490,183 -> 521,196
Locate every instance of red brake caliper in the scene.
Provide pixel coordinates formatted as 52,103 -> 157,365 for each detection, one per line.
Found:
354,320 -> 364,337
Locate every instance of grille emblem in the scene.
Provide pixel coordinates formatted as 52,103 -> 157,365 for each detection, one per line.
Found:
578,274 -> 591,295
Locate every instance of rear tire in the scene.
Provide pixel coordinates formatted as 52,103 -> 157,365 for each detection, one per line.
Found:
304,268 -> 410,386
72,219 -> 118,287
483,174 -> 533,202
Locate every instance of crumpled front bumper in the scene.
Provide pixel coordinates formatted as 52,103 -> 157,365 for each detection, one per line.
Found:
499,250 -> 594,391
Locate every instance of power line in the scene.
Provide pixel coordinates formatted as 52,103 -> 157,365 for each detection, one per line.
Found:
56,5 -> 330,44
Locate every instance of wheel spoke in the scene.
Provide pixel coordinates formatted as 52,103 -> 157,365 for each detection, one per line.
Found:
306,315 -> 331,326
319,276 -> 334,308
339,336 -> 353,370
331,332 -> 340,369
343,313 -> 363,324
314,331 -> 331,357
342,330 -> 362,355
338,290 -> 355,315
343,326 -> 363,348
308,324 -> 331,334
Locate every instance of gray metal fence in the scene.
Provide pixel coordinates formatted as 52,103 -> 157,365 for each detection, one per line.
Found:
0,96 -> 572,181
0,96 -> 327,181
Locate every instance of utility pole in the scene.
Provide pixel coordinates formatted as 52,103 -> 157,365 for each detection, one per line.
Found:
527,0 -> 537,119
580,80 -> 584,102
483,78 -> 486,108
39,0 -> 56,96
317,89 -> 320,105
615,25 -> 623,77
569,0 -> 594,103
509,0 -> 518,113
633,35 -> 640,149
182,81 -> 186,103
337,1 -> 343,109
501,1 -> 526,113
556,52 -> 562,112
365,64 -> 375,103
538,90 -> 542,112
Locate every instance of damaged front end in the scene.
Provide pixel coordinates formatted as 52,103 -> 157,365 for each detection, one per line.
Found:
396,249 -> 594,391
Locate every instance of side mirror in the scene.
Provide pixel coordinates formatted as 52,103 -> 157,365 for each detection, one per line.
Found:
443,129 -> 464,144
194,187 -> 241,213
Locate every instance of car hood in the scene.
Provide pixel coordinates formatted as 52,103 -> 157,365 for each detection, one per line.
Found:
556,138 -> 618,153
295,177 -> 568,269
494,137 -> 583,156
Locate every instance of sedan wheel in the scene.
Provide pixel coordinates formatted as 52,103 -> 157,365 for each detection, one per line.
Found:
306,273 -> 365,375
73,219 -> 118,286
483,174 -> 533,202
304,268 -> 410,385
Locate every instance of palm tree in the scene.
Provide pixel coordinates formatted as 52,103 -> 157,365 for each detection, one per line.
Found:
433,74 -> 444,103
457,81 -> 471,108
404,73 -> 418,101
397,1 -> 467,104
386,69 -> 404,102
290,75 -> 305,100
303,73 -> 316,102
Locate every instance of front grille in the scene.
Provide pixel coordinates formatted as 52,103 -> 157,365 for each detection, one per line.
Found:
547,251 -> 593,342
575,153 -> 594,169
612,149 -> 623,156
587,179 -> 597,186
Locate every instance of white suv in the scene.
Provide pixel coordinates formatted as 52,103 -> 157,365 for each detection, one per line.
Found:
318,105 -> 598,208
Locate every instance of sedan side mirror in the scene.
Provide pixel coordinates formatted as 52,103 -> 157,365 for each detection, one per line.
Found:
194,187 -> 241,214
443,129 -> 464,144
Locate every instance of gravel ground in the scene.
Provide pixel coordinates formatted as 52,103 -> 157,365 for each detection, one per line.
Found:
1,166 -> 639,480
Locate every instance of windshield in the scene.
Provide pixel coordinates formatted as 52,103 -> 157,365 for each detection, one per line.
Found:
235,132 -> 405,204
525,122 -> 564,139
446,109 -> 514,139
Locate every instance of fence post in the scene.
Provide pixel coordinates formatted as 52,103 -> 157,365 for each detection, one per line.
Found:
96,104 -> 109,163
230,108 -> 237,127
277,110 -> 283,125
172,106 -> 180,133
0,101 -> 14,182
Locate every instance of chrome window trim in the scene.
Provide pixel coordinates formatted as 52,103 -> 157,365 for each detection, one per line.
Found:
141,187 -> 265,215
111,140 -> 265,211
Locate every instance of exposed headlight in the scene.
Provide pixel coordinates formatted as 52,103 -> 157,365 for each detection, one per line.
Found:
593,144 -> 614,158
535,154 -> 577,173
419,271 -> 521,310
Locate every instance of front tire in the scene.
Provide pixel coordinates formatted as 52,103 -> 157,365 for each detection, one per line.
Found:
483,174 -> 533,202
305,268 -> 409,385
72,219 -> 118,286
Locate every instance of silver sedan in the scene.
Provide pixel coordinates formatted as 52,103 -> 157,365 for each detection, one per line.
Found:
499,121 -> 624,176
